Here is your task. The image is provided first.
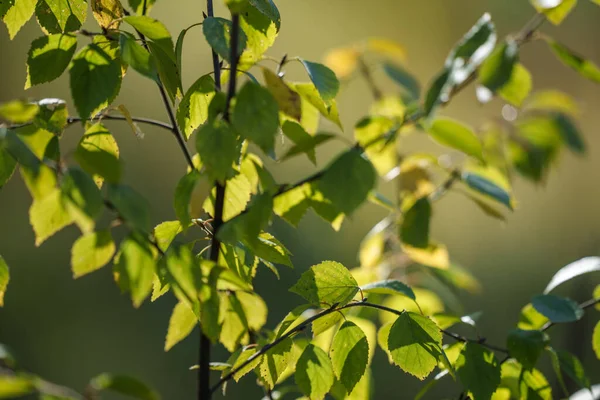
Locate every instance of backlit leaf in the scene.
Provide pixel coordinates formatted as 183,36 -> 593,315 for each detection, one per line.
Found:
248,0 -> 280,30
507,329 -> 548,370
71,230 -> 116,278
29,189 -> 73,246
0,144 -> 17,190
127,0 -> 156,14
498,63 -> 532,107
202,17 -> 247,63
295,344 -> 334,400
34,98 -> 68,135
61,167 -> 104,233
259,337 -> 293,389
456,343 -> 501,399
217,192 -> 273,249
273,183 -> 311,227
300,59 -> 340,103
0,100 -> 39,123
354,116 -> 398,176
195,119 -> 239,183
478,40 -> 519,99
290,261 -> 359,306
123,16 -> 175,61
147,40 -> 182,103
176,75 -> 215,140
119,32 -> 158,81
361,280 -> 415,300
26,34 -> 77,88
400,197 -> 431,248
532,0 -> 577,24
544,256 -> 600,294
387,312 -> 443,380
114,233 -> 155,308
547,39 -> 600,84
74,123 -> 122,184
238,3 -> 277,69
593,321 -> 599,360
36,0 -> 87,34
90,373 -> 159,400
2,0 -> 36,39
291,82 -> 342,129
263,68 -> 302,122
0,375 -> 34,398
174,170 -> 201,228
0,255 -> 9,307
531,294 -> 583,323
331,321 -> 369,393
428,118 -> 483,160
551,349 -> 591,390
165,301 -> 197,351
518,303 -> 549,330
107,184 -> 152,233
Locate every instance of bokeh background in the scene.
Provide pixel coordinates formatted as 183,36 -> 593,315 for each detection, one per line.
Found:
1,0 -> 599,398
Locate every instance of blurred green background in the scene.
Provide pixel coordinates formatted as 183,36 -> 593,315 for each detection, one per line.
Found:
1,0 -> 600,398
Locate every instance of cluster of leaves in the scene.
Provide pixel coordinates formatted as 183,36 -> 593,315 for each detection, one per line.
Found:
0,0 -> 599,399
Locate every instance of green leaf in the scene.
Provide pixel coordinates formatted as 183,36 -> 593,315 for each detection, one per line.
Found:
2,0 -> 36,39
195,119 -> 239,183
317,149 -> 376,215
478,40 -> 519,100
91,0 -> 124,30
424,69 -> 452,117
119,32 -> 158,81
26,34 -> 77,88
500,359 -> 553,400
273,183 -> 311,227
428,118 -> 483,160
544,257 -> 600,294
71,230 -> 116,278
295,344 -> 335,400
498,63 -> 532,107
383,63 -> 421,101
524,89 -> 580,117
462,172 -> 513,210
518,303 -> 549,330
331,321 -> 369,393
176,75 -> 215,140
291,83 -> 342,129
456,343 -> 501,399
29,189 -> 73,246
123,16 -> 175,61
0,255 -> 9,307
229,347 -> 261,382
69,43 -> 122,120
0,375 -> 34,398
75,123 -> 122,184
290,261 -> 358,307
114,233 -> 156,308
34,98 -> 68,135
507,329 -> 548,370
127,0 -> 156,14
312,311 -> 342,337
203,174 -> 252,222
248,0 -> 280,31
61,167 -> 104,233
253,232 -> 293,268
354,116 -> 398,176
147,40 -> 182,103
387,312 -> 442,380
0,143 -> 17,190
107,184 -> 152,233
532,0 -> 577,25
165,301 -> 197,351
263,68 -> 302,122
161,244 -> 202,308
593,321 -> 600,360
531,294 -> 583,323
35,0 -> 87,34
281,121 -> 334,165
237,3 -> 277,69
218,193 -> 273,249
90,373 -> 159,400
153,221 -> 182,253
0,100 -> 39,123
551,349 -> 591,390
360,280 -> 415,300
258,337 -> 293,389
202,17 -> 247,63
300,59 -> 340,103
174,170 -> 201,228
400,197 -> 431,248
232,82 -> 279,154
546,39 -> 600,84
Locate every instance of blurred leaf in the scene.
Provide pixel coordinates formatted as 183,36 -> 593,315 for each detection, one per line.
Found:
263,68 -> 302,122
34,99 -> 68,135
460,190 -> 507,221
71,230 -> 116,278
456,343 -> 501,399
119,32 -> 158,81
324,47 -> 360,79
518,303 -> 550,330
195,119 -> 239,183
295,344 -> 334,400
550,349 -> 591,390
218,193 -> 273,248
524,90 -> 579,117
403,242 -> 450,270
281,126 -> 335,165
291,82 -> 342,129
36,0 -> 87,34
507,329 -> 548,370
401,197 -> 431,248
499,359 -> 553,400
544,257 -> 600,294
331,321 -> 369,393
26,34 -> 77,88
478,40 -> 519,100
354,116 -> 398,176
69,43 -> 122,121
0,144 -> 17,190
273,183 -> 311,227
531,294 -> 583,323
424,69 -> 452,117
61,167 -> 104,233
232,82 -> 279,154
147,40 -> 182,103
546,39 -> 600,83
0,255 -> 8,307
29,189 -> 73,246
299,59 -> 340,103
202,17 -> 247,63
165,301 -> 197,351
2,0 -> 36,39
462,172 -> 513,210
248,0 -> 280,30
361,280 -> 415,300
0,375 -> 34,398
90,373 -> 159,400
428,117 -> 483,160
254,232 -> 293,268
383,63 -> 421,101
498,63 -> 532,107
593,321 -> 599,360
127,0 -> 155,14
107,184 -> 152,233
161,244 -> 202,308
290,261 -> 358,306
426,263 -> 482,294
317,148 -> 376,215
366,38 -> 406,62
0,100 -> 39,123
532,0 -> 577,25
75,123 -> 121,184
174,170 -> 201,228
114,233 -> 155,308
123,16 -> 175,61
388,312 -> 442,380
176,75 -> 215,140
91,0 -> 123,29
259,337 -> 293,389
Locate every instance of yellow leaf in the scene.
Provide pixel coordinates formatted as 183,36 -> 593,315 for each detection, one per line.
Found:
165,301 -> 197,351
366,38 -> 407,62
324,47 -> 360,79
402,242 -> 450,269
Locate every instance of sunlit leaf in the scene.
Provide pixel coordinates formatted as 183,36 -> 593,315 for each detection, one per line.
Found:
290,261 -> 359,306
0,100 -> 39,123
26,34 -> 77,88
295,344 -> 334,400
61,167 -> 104,233
263,68 -> 302,122
290,82 -> 342,129
324,47 -> 360,79
507,329 -> 548,370
331,321 -> 369,393
36,0 -> 87,34
147,40 -> 182,103
428,118 -> 483,160
217,192 -> 273,249
299,59 -> 340,103
478,40 -> 519,100
0,375 -> 34,398
354,116 -> 398,176
71,230 -> 116,278
91,0 -> 123,29
259,337 -> 293,389
531,0 -> 577,25
90,373 -> 159,400
544,257 -> 600,294
593,321 -> 600,360
360,280 -> 415,300
400,197 -> 431,248
195,119 -> 239,183
176,75 -> 215,140
119,32 -> 158,81
29,189 -> 73,246
165,301 -> 197,351
202,17 -> 247,63
550,348 -> 591,391
2,0 -> 36,39
546,39 -> 600,84
127,0 -> 156,14
531,294 -> 583,323
114,233 -> 155,308
518,303 -> 549,330
75,123 -> 121,185
524,90 -> 580,117
123,16 -> 175,61
498,63 -> 532,107
456,343 -> 501,399
174,170 -> 202,228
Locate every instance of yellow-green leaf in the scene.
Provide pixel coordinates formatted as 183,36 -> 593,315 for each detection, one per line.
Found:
71,230 -> 116,278
165,301 -> 197,351
0,255 -> 9,307
29,189 -> 73,246
290,261 -> 359,307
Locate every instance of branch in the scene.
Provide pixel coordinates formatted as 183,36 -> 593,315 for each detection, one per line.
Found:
67,115 -> 174,131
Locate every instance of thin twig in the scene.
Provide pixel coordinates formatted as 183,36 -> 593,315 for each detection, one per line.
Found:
540,297 -> 600,332
7,115 -> 174,132
358,56 -> 383,100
